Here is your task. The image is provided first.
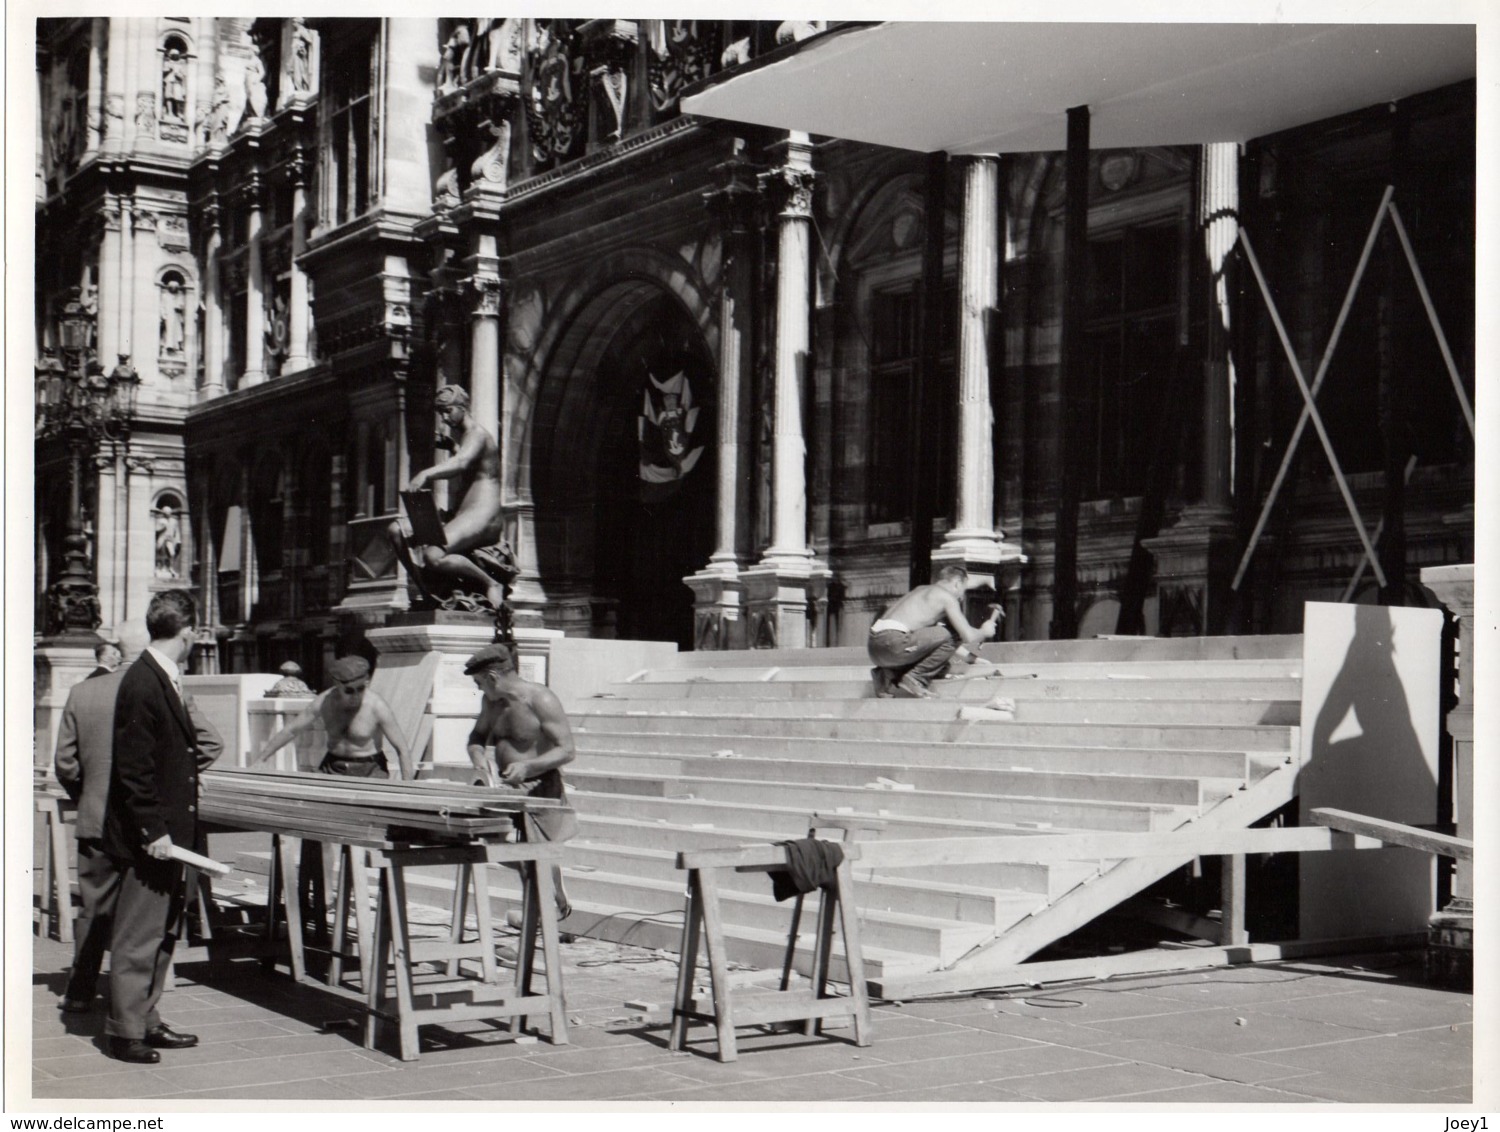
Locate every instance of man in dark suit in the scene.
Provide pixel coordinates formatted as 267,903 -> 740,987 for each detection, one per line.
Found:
54,623 -> 222,1015
89,639 -> 123,679
101,591 -> 216,1064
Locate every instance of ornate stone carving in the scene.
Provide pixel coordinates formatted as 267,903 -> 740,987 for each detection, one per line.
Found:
242,47 -> 268,123
465,274 -> 503,317
135,91 -> 156,134
104,93 -> 125,135
279,17 -> 318,107
203,74 -> 232,144
469,119 -> 511,185
761,164 -> 816,219
646,20 -> 717,112
158,213 -> 191,250
524,21 -> 587,168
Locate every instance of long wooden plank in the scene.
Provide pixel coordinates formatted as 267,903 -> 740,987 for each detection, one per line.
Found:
868,932 -> 1429,999
677,843 -> 864,871
855,826 -> 1385,868
1310,808 -> 1472,860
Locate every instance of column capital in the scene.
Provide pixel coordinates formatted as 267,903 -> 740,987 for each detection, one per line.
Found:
463,273 -> 504,316
704,147 -> 763,233
759,163 -> 816,220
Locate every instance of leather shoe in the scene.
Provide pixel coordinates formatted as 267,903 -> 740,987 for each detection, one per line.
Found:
106,1037 -> 161,1064
60,996 -> 93,1014
144,1023 -> 198,1049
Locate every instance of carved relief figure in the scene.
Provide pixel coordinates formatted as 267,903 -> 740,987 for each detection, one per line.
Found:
162,47 -> 187,123
159,276 -> 187,355
525,22 -> 586,167
203,75 -> 231,143
154,503 -> 182,578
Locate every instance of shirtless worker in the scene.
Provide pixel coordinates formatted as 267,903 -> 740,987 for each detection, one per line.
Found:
463,642 -> 576,919
388,384 -> 513,608
867,564 -> 1002,699
251,656 -> 413,780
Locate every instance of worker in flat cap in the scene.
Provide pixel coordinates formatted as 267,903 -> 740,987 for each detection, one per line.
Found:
465,641 -> 577,918
251,655 -> 413,779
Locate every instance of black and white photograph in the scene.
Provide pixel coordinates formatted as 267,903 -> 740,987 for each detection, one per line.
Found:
8,1 -> 1495,1118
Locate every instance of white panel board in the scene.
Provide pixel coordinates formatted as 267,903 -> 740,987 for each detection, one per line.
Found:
1298,601 -> 1442,938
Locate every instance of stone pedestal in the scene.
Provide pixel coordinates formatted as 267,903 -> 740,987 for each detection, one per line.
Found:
34,643 -> 99,770
1142,506 -> 1238,636
741,561 -> 831,650
367,612 -> 562,773
1420,562 -> 1473,990
685,566 -> 746,651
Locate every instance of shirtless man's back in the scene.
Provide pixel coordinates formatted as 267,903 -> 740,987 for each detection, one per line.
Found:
867,565 -> 1001,698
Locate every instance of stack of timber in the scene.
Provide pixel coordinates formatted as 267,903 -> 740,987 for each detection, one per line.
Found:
200,769 -> 559,847
460,633 -> 1304,999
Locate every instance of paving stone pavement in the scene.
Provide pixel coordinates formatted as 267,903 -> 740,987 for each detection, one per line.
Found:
24,914 -> 1476,1107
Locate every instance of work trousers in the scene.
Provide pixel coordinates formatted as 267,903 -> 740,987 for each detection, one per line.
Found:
867,625 -> 958,688
104,858 -> 186,1040
65,839 -> 123,1002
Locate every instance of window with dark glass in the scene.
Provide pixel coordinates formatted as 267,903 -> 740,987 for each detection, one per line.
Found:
325,35 -> 376,226
1082,222 -> 1181,498
867,282 -> 957,524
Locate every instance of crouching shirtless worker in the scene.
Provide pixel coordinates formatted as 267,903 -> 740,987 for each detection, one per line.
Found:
252,655 -> 413,779
868,564 -> 1002,699
464,642 -> 576,919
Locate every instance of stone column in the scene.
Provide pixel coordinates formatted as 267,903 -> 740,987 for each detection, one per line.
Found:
742,133 -> 829,650
96,198 -> 122,364
1420,562 -> 1474,988
201,203 -> 225,398
1144,141 -> 1239,635
686,148 -> 757,650
933,155 -> 1025,598
84,17 -> 105,158
242,178 -> 267,385
284,154 -> 311,373
101,18 -> 125,154
465,236 -> 503,432
120,203 -> 138,361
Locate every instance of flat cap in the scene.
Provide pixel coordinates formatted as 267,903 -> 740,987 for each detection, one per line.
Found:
327,655 -> 371,684
463,643 -> 516,675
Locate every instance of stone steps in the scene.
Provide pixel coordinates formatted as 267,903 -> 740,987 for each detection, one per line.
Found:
600,675 -> 1304,702
629,658 -> 1304,685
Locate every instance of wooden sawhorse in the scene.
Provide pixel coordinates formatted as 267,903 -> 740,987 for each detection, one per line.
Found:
35,793 -> 78,944
669,841 -> 872,1063
363,839 -> 568,1061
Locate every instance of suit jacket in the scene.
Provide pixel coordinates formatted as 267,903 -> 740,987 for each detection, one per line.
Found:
102,652 -> 214,868
54,668 -> 128,839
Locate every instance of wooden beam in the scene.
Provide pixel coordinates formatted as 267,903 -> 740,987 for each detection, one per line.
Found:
678,842 -> 863,871
1310,808 -> 1472,860
1221,852 -> 1248,945
855,826 -> 1384,868
868,933 -> 1427,1000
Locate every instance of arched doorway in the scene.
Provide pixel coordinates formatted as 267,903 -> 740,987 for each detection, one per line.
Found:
534,285 -> 716,648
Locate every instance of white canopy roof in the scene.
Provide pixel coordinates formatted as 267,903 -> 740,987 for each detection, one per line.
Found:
681,21 -> 1476,152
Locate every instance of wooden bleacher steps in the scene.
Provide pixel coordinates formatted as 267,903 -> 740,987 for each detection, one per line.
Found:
390,633 -> 1304,1000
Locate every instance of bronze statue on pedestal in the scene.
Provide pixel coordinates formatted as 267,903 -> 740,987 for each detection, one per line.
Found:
388,385 -> 519,639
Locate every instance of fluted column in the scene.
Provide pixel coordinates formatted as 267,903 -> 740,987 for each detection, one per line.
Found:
83,17 -> 105,158
97,198 -> 122,364
242,179 -> 266,385
465,233 -> 503,432
201,203 -> 225,398
763,135 -> 814,567
285,155 -> 311,373
1143,142 -> 1239,636
742,133 -> 829,649
686,147 -> 758,649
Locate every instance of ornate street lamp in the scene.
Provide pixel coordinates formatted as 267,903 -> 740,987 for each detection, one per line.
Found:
35,287 -> 140,640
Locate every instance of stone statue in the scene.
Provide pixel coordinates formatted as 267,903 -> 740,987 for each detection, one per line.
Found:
244,49 -> 268,121
290,18 -> 314,92
205,75 -> 231,143
160,277 -> 187,354
154,504 -> 182,578
162,48 -> 188,123
387,384 -> 519,617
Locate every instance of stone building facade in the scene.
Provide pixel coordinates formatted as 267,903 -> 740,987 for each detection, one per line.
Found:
34,18 -> 1476,684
